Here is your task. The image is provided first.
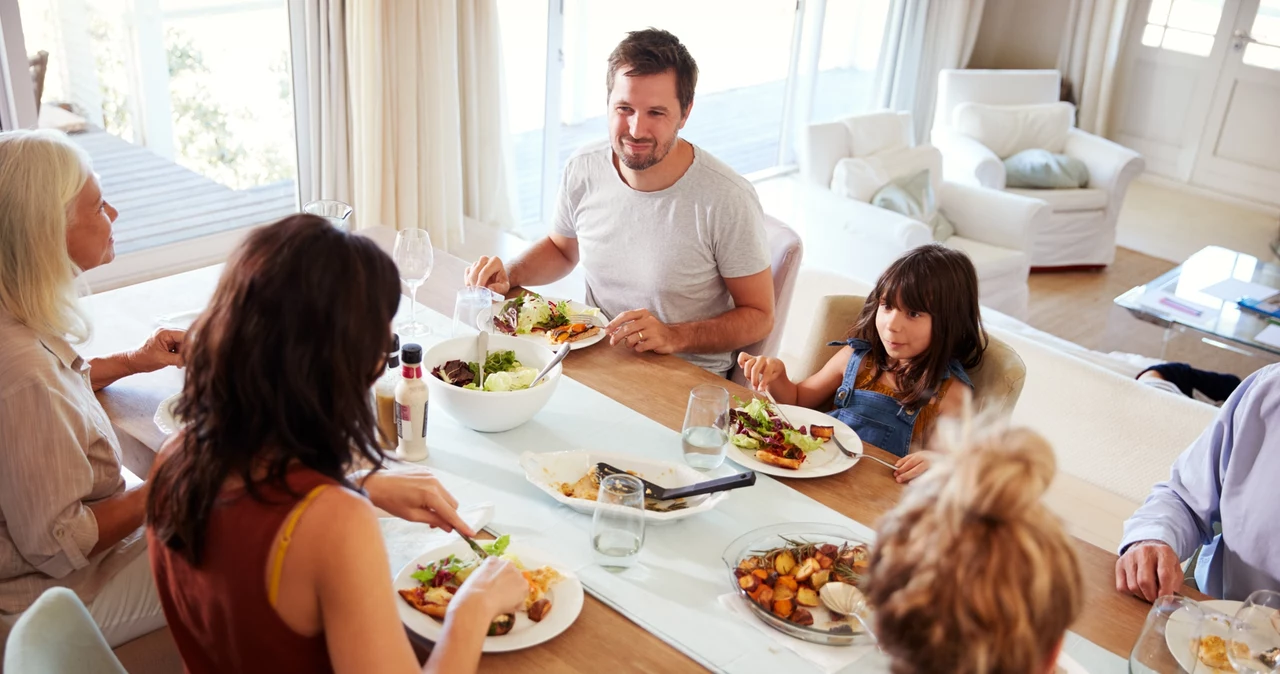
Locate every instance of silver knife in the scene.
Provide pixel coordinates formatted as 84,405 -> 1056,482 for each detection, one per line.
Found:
458,531 -> 488,559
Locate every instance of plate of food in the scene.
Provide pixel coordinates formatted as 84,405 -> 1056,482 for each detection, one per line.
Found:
492,291 -> 605,350
1164,599 -> 1245,673
394,534 -> 584,652
722,523 -> 876,647
154,392 -> 185,435
725,398 -> 860,478
519,450 -> 732,523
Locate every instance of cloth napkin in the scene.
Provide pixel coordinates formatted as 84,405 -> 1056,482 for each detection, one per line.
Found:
716,593 -> 878,674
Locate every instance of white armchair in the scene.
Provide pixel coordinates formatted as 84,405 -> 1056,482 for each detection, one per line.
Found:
781,111 -> 1049,319
932,69 -> 1145,269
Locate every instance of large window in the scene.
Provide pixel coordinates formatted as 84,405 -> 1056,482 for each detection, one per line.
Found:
1140,0 -> 1224,57
13,0 -> 300,256
497,0 -> 893,235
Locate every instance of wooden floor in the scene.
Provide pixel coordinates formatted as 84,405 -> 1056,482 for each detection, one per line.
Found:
1025,247 -> 1271,380
70,128 -> 297,255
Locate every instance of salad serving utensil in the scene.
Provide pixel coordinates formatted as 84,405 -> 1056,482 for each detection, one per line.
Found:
532,342 -> 571,387
595,462 -> 756,500
475,330 -> 489,389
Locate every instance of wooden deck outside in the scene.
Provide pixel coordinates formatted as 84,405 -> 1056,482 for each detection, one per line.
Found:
70,128 -> 297,255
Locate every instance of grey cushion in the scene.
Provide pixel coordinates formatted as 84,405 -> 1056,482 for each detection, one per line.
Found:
1003,148 -> 1090,189
870,169 -> 955,241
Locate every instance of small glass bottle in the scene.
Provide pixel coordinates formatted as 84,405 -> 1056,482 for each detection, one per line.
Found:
373,335 -> 401,450
395,343 -> 429,461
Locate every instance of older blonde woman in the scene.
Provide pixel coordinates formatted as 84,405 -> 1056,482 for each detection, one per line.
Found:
0,129 -> 184,646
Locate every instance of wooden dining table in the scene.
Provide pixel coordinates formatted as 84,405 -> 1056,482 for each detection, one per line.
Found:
89,249 -> 1200,672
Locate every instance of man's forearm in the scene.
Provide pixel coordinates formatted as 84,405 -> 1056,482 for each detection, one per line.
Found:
672,306 -> 773,354
508,238 -> 577,289
86,485 -> 148,556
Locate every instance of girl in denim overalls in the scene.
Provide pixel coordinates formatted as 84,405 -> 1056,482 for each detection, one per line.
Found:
737,245 -> 987,482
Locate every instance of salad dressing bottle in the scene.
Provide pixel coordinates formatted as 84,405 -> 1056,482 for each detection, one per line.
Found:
395,343 -> 429,461
373,335 -> 401,450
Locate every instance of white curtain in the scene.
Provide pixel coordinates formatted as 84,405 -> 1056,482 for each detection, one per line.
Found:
300,0 -> 353,211
1058,0 -> 1133,137
875,0 -> 986,143
346,0 -> 515,253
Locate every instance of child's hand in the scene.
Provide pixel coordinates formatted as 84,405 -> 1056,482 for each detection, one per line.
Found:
894,451 -> 936,483
737,352 -> 787,392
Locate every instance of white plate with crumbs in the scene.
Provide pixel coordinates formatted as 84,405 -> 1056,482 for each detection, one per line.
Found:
519,450 -> 733,523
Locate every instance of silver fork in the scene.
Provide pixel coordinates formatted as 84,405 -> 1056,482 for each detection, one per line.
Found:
568,313 -> 599,326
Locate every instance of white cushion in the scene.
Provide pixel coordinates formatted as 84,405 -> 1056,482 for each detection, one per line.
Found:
947,236 -> 1029,282
830,158 -> 888,203
1006,187 -> 1108,212
841,111 -> 912,157
829,145 -> 943,204
952,102 -> 1075,159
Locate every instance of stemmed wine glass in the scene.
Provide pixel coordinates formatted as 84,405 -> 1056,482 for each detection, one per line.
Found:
393,229 -> 434,337
1229,590 -> 1280,673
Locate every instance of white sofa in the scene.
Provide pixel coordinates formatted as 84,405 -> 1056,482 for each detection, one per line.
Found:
931,69 -> 1145,270
777,267 -> 1218,550
775,111 -> 1050,319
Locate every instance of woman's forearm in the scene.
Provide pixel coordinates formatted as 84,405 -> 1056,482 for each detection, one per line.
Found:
422,602 -> 490,674
88,352 -> 136,391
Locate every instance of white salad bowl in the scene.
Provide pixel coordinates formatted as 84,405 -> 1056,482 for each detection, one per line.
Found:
423,334 -> 561,433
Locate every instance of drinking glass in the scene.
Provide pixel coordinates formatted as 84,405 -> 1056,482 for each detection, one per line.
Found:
681,384 -> 729,470
453,286 -> 495,337
1128,594 -> 1205,673
1229,590 -> 1280,673
591,474 -> 645,569
302,199 -> 354,231
393,229 -> 435,337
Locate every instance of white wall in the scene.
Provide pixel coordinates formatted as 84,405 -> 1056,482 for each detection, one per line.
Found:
968,0 -> 1070,70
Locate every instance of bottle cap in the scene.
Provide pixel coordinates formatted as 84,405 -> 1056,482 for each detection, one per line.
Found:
401,343 -> 423,365
387,334 -> 400,368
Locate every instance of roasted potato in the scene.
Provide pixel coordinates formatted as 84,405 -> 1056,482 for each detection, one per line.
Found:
773,598 -> 794,619
772,584 -> 795,602
733,567 -> 749,579
488,613 -> 515,636
815,552 -> 833,570
738,557 -> 761,572
775,575 -> 798,592
774,551 -> 797,575
810,425 -> 834,440
738,574 -> 759,592
528,598 -> 552,623
795,557 -> 822,582
810,569 -> 831,590
790,608 -> 815,626
751,568 -> 769,581
751,585 -> 774,609
764,571 -> 779,587
819,543 -> 838,557
796,586 -> 820,607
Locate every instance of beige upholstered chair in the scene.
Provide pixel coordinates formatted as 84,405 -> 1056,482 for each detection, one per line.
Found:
731,214 -> 803,385
793,295 -> 1025,417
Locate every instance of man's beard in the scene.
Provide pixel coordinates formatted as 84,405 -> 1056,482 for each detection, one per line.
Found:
614,133 -> 678,171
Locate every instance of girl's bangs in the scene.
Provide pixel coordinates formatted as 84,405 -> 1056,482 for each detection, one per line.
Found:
877,263 -> 933,314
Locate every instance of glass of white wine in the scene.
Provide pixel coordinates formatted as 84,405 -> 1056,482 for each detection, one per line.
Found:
681,384 -> 729,470
393,229 -> 434,337
591,474 -> 645,569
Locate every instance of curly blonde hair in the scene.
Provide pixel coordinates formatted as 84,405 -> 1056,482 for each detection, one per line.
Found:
864,416 -> 1083,674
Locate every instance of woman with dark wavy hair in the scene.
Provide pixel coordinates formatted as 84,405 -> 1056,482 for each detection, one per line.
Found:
146,215 -> 527,673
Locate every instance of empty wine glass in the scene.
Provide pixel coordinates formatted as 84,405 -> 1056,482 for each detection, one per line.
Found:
681,384 -> 729,470
393,229 -> 434,337
1128,594 -> 1205,673
1229,590 -> 1280,673
302,199 -> 353,231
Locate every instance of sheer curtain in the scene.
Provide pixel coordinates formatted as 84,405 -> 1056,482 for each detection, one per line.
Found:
1058,0 -> 1133,136
299,0 -> 353,212
874,0 -> 986,143
346,0 -> 515,253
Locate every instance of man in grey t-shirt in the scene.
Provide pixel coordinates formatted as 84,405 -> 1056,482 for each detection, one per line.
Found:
464,29 -> 774,376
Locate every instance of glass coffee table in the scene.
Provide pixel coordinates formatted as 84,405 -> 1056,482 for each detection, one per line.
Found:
1115,246 -> 1280,360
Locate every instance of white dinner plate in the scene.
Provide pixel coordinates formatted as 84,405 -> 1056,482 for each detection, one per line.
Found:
497,297 -> 607,351
1164,599 -> 1243,673
394,539 -> 583,652
519,450 -> 732,523
154,393 -> 185,435
725,404 -> 861,478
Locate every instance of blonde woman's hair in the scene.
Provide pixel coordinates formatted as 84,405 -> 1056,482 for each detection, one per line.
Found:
0,129 -> 94,342
865,415 -> 1083,674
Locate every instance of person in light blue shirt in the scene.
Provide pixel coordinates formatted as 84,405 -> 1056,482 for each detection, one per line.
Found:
1117,364 -> 1280,601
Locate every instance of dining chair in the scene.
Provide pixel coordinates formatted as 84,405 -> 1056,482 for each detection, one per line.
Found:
730,214 -> 803,386
3,587 -> 128,674
792,295 -> 1025,417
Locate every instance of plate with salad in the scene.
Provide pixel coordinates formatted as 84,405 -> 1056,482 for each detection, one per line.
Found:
393,534 -> 584,652
492,291 -> 606,350
726,398 -> 861,478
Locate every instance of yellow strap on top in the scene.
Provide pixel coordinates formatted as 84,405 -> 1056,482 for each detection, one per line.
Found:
267,485 -> 330,607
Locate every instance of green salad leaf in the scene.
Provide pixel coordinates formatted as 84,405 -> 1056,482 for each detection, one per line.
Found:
782,429 -> 826,454
484,350 -> 519,374
481,534 -> 511,556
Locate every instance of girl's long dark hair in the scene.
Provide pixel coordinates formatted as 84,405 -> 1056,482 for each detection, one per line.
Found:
851,244 -> 987,411
147,215 -> 401,565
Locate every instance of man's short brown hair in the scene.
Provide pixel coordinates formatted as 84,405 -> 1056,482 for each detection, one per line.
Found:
606,28 -> 698,117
